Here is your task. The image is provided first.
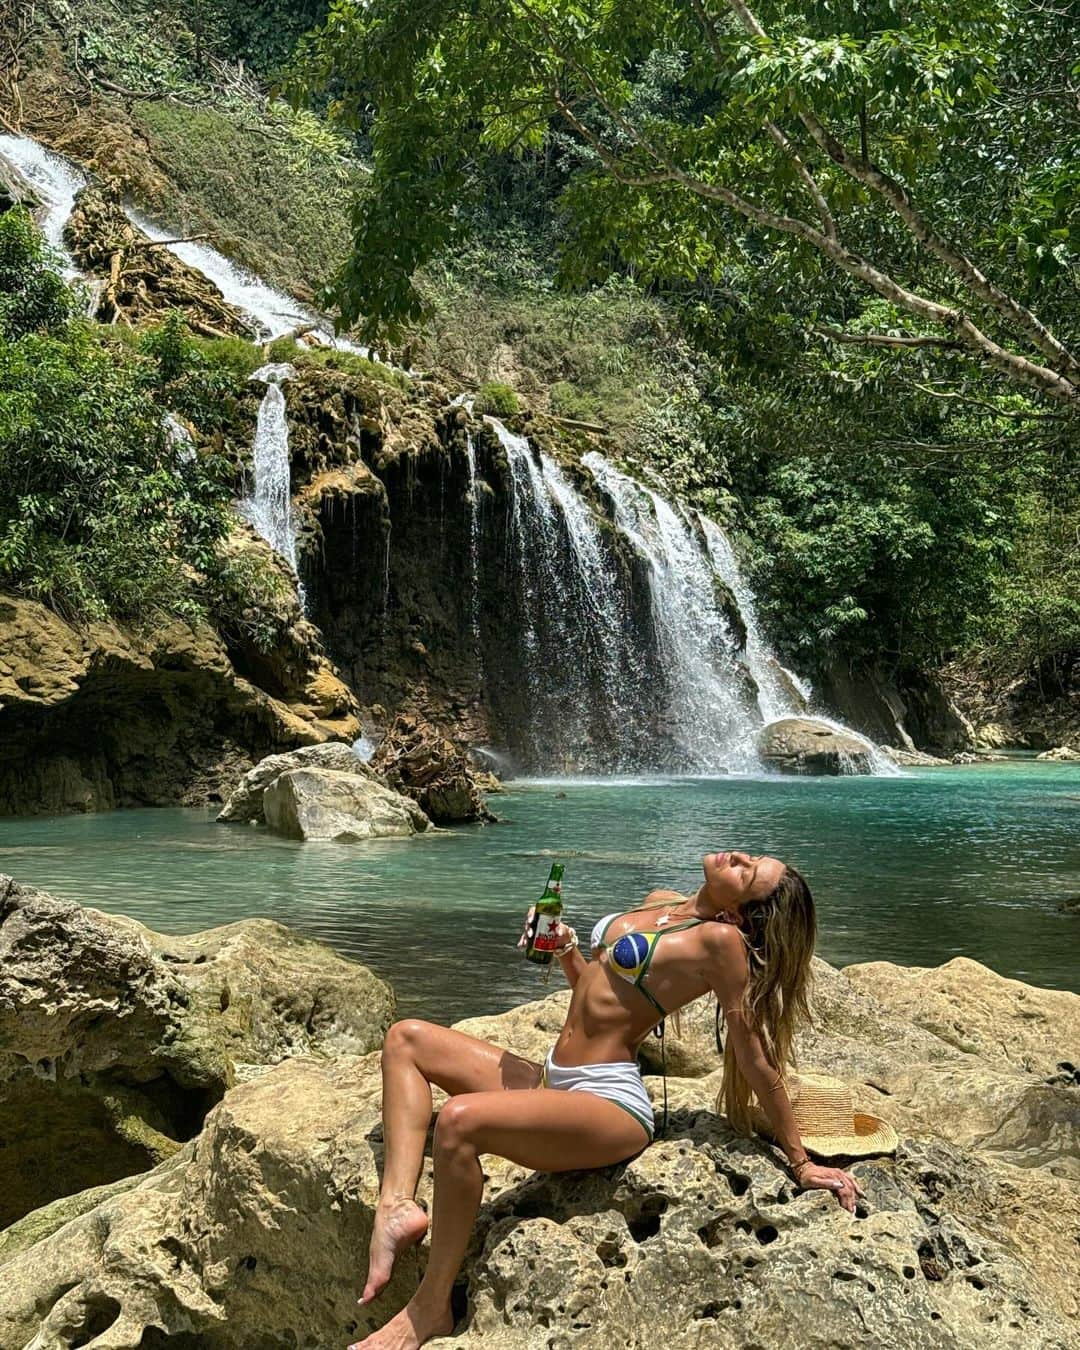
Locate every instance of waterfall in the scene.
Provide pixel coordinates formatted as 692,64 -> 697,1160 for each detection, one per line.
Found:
488,418 -> 644,771
126,207 -> 309,340
696,514 -> 803,724
465,432 -> 482,654
583,454 -> 761,771
0,134 -> 87,276
239,364 -> 302,595
0,133 -> 410,367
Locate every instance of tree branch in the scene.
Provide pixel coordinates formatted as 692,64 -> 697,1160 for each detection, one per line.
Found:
724,0 -> 1080,383
688,0 -> 838,239
812,326 -> 962,350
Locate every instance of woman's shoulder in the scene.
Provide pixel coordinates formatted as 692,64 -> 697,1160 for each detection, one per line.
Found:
699,917 -> 751,966
643,888 -> 686,905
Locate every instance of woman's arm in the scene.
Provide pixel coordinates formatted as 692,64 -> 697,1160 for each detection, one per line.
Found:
707,927 -> 863,1212
553,922 -> 586,988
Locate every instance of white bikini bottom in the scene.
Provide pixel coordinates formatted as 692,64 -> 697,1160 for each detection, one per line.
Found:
541,1049 -> 655,1140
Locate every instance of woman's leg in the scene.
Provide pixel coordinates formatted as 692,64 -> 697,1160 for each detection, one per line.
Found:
363,1020 -> 541,1305
353,1088 -> 648,1350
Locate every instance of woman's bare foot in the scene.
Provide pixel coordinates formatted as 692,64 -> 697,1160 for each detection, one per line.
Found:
348,1297 -> 453,1350
360,1198 -> 430,1305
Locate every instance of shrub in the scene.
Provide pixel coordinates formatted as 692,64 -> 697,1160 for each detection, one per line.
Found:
475,381 -> 520,417
0,220 -> 244,625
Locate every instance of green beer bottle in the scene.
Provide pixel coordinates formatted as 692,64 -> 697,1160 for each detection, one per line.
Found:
524,863 -> 564,966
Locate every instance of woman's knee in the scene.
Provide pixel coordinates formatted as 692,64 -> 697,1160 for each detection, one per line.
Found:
434,1096 -> 478,1152
383,1018 -> 435,1059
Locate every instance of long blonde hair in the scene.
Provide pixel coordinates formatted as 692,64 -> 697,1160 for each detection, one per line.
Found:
718,865 -> 816,1134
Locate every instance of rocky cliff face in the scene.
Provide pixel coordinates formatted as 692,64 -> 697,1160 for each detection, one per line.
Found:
0,892 -> 1075,1349
0,538 -> 359,815
0,875 -> 394,1228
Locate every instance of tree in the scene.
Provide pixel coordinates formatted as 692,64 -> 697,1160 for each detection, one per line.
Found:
292,0 -> 1080,410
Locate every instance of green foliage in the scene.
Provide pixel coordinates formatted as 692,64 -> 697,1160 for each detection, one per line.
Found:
549,381 -> 597,422
0,210 -> 76,338
292,0 -> 1079,410
0,217 -> 260,629
137,312 -> 253,429
474,382 -> 520,417
130,99 -> 360,298
299,345 -> 412,390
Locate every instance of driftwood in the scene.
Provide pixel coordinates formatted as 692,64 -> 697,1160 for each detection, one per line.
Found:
550,414 -> 608,434
65,185 -> 254,336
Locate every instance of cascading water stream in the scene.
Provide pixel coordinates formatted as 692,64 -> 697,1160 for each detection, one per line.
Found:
0,133 -> 86,275
583,453 -> 762,772
0,130 -> 896,775
696,513 -> 804,724
465,431 -> 482,657
239,364 -> 304,604
0,133 -> 411,367
486,418 -> 644,771
694,514 -> 899,774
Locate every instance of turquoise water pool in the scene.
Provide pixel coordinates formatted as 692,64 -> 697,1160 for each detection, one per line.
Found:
0,763 -> 1076,1022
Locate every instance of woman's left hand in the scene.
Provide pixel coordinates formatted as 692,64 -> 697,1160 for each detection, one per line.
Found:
796,1162 -> 864,1213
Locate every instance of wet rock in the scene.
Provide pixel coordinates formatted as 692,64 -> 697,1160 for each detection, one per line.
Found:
217,740 -> 377,824
370,712 -> 495,823
0,876 -> 393,1226
1036,745 -> 1080,762
263,766 -> 431,840
2,1050 -> 1074,1349
882,745 -> 951,767
757,717 -> 874,775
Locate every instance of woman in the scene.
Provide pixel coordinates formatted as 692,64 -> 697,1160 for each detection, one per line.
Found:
351,850 -> 863,1350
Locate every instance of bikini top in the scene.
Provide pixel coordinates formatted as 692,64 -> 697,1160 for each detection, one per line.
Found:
590,911 -> 706,1017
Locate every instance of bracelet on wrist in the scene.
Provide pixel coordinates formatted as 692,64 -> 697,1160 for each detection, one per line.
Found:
553,926 -> 579,957
789,1155 -> 812,1176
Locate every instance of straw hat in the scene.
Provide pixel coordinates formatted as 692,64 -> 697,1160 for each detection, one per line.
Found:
753,1071 -> 898,1159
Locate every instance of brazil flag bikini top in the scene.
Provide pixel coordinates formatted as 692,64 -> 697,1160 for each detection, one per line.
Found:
590,912 -> 705,1017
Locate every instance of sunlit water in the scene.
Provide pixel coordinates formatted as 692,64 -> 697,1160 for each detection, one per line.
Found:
0,764 -> 1076,1022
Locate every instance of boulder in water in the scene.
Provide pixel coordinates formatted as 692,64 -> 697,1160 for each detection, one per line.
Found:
262,766 -> 431,840
1036,745 -> 1080,762
217,740 -> 377,824
0,875 -> 393,1227
370,712 -> 495,822
757,716 -> 873,775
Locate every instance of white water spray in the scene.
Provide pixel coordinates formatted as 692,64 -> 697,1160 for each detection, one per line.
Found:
0,134 -> 87,276
239,364 -> 302,593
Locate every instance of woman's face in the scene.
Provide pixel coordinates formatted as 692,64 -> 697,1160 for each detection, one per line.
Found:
702,851 -> 785,910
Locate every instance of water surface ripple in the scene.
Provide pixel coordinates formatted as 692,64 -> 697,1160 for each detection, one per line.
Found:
1,764 -> 1076,1022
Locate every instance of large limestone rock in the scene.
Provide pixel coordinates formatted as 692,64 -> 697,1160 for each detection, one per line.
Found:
263,766 -> 432,840
757,716 -> 874,775
1,1050 -> 1075,1349
843,957 -> 1080,1082
453,959 -> 1080,1180
0,876 -> 393,1225
0,578 -> 360,815
217,740 -> 379,824
1036,745 -> 1080,762
370,712 -> 496,823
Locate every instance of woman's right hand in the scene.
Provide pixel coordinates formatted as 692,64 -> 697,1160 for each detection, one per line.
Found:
796,1162 -> 864,1213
